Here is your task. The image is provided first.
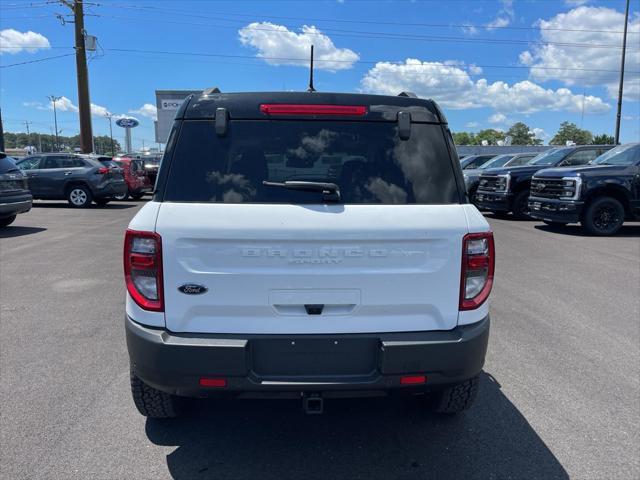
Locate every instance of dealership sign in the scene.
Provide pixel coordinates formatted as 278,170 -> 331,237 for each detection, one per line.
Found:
160,100 -> 183,110
116,117 -> 139,128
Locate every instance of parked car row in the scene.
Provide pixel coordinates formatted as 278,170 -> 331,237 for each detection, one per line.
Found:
0,151 -> 159,227
470,143 -> 640,235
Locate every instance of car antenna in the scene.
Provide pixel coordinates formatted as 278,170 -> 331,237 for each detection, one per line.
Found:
307,45 -> 316,92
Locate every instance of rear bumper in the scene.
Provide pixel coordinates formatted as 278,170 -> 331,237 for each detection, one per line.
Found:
528,197 -> 583,223
93,181 -> 127,199
0,193 -> 32,218
475,191 -> 512,212
126,315 -> 490,398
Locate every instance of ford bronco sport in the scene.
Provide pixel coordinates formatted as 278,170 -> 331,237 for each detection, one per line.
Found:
125,91 -> 494,417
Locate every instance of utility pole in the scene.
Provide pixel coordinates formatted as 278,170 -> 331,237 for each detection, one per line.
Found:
105,113 -> 115,156
60,0 -> 93,153
48,95 -> 61,152
614,0 -> 630,145
0,108 -> 5,152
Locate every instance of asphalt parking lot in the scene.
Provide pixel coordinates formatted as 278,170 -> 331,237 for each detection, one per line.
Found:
1,201 -> 638,480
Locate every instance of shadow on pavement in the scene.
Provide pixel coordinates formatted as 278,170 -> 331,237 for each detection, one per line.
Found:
534,223 -> 640,238
145,373 -> 568,480
31,202 -> 136,209
0,226 -> 47,238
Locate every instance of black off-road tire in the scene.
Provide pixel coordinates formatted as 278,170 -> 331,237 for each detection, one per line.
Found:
581,196 -> 625,236
431,375 -> 480,414
0,215 -> 17,228
512,190 -> 531,220
130,369 -> 182,418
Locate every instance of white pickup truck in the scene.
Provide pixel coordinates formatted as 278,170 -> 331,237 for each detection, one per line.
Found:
124,91 -> 494,417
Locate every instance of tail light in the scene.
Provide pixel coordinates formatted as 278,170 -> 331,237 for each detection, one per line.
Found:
460,232 -> 495,310
97,167 -> 110,174
124,230 -> 163,311
260,104 -> 367,116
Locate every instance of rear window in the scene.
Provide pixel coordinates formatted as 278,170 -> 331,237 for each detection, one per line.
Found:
163,120 -> 458,204
99,159 -> 120,168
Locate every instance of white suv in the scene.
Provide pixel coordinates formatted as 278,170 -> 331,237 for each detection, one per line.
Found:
124,91 -> 494,417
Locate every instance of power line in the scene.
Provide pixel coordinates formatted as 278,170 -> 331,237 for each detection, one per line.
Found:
0,53 -> 75,68
98,2 -> 640,35
104,47 -> 640,75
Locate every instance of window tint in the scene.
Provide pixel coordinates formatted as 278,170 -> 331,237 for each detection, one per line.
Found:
17,156 -> 41,170
42,157 -> 61,169
592,143 -> 640,165
563,149 -> 598,166
164,120 -> 459,204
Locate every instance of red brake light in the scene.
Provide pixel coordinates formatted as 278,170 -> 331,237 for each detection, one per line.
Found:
400,375 -> 427,385
459,232 -> 495,310
260,104 -> 367,116
97,167 -> 110,174
124,229 -> 163,312
199,377 -> 227,388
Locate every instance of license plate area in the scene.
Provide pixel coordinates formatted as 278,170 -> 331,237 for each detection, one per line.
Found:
250,337 -> 379,378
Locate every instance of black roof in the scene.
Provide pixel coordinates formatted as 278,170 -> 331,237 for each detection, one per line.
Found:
178,91 -> 446,124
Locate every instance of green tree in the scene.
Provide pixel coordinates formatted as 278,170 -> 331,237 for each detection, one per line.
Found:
452,131 -> 476,145
506,122 -> 542,145
592,134 -> 615,145
550,122 -> 593,145
475,129 -> 505,146
3,131 -> 120,154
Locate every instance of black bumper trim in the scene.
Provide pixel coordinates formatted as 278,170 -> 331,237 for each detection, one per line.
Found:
126,315 -> 490,397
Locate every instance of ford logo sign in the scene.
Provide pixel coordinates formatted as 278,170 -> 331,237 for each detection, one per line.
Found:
178,284 -> 208,295
115,117 -> 139,128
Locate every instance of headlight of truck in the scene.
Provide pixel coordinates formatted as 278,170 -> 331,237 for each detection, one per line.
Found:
494,174 -> 511,193
463,173 -> 470,187
560,176 -> 582,200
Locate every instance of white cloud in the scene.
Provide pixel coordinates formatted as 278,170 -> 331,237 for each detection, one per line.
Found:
360,58 -> 611,115
52,96 -> 79,113
486,0 -> 514,30
90,103 -> 111,117
521,6 -> 640,100
239,22 -> 359,70
532,127 -> 549,140
564,0 -> 591,6
0,29 -> 50,55
466,121 -> 481,128
488,113 -> 509,125
129,103 -> 157,120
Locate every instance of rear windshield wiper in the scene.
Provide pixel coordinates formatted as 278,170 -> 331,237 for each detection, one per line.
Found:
263,180 -> 341,202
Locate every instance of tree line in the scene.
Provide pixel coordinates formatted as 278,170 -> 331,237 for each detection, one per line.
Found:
453,122 -> 615,146
3,132 -> 122,155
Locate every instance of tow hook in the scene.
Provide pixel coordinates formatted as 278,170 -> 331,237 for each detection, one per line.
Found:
303,393 -> 324,415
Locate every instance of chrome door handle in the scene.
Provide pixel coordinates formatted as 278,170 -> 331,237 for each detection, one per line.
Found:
64,171 -> 73,176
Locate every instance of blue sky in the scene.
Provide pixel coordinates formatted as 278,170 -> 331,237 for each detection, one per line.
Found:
1,0 -> 639,149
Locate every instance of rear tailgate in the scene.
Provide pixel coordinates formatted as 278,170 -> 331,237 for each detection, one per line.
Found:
157,203 -> 468,334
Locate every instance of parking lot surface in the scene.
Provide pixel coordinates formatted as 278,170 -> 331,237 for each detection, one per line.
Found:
1,202 -> 639,480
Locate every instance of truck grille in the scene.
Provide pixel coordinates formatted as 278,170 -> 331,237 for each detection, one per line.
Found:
530,178 -> 569,199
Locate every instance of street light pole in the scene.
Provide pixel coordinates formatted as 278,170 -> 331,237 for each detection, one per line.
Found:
48,95 -> 61,152
105,113 -> 115,156
614,0 -> 630,145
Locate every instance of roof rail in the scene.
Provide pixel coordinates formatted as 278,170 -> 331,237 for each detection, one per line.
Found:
202,87 -> 221,95
398,91 -> 417,98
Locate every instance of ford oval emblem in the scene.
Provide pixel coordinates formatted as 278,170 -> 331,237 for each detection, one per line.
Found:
178,284 -> 208,295
115,117 -> 140,128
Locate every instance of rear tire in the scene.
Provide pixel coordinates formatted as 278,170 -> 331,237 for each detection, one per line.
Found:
512,190 -> 530,220
67,185 -> 92,208
0,215 -> 17,228
130,369 -> 182,418
430,375 -> 480,414
581,196 -> 625,236
114,191 -> 129,201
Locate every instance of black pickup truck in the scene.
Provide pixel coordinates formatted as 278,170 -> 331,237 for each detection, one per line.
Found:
475,145 -> 613,219
529,143 -> 640,235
